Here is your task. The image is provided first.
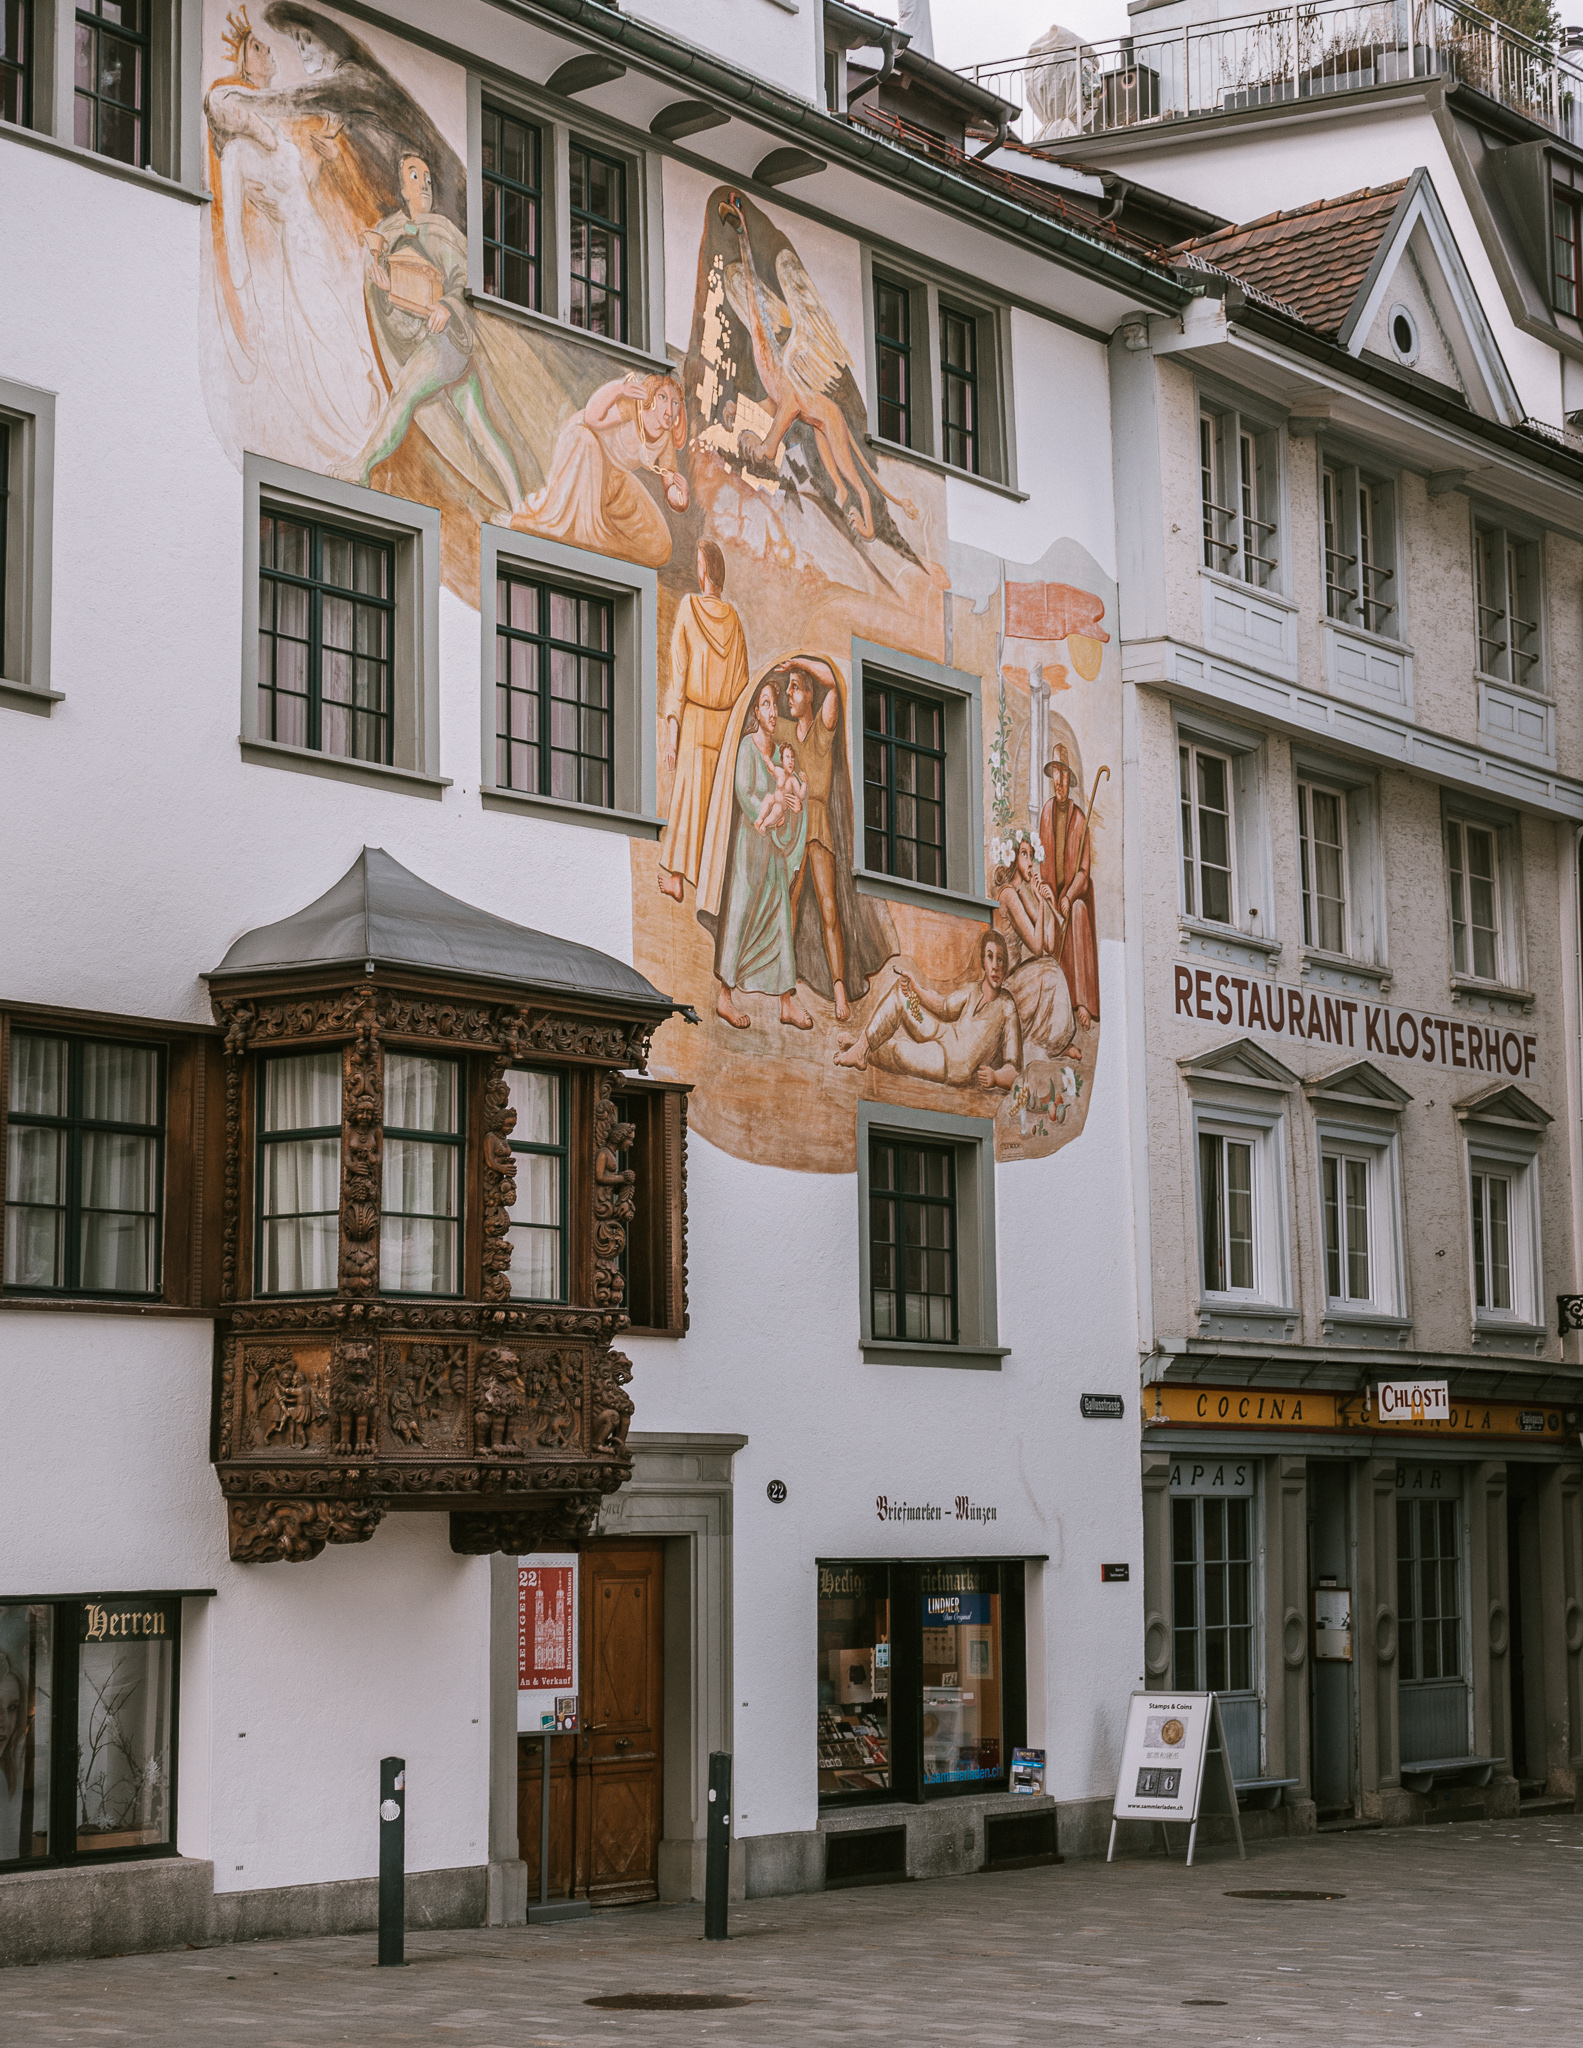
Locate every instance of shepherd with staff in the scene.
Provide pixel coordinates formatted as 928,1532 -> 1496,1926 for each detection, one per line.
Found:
1039,746 -> 1107,1032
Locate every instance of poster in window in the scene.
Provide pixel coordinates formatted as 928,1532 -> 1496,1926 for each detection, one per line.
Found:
518,1563 -> 575,1691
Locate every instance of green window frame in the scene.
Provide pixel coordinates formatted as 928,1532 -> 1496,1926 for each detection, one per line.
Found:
874,272 -> 913,448
868,1134 -> 957,1345
481,101 -> 542,310
863,680 -> 946,888
2,0 -> 30,126
1171,1493 -> 1255,1693
255,1050 -> 342,1298
1396,1497 -> 1462,1683
4,1034 -> 164,1299
380,1054 -> 463,1297
506,1066 -> 567,1302
939,301 -> 979,474
258,510 -> 395,766
568,142 -> 627,341
495,571 -> 615,807
74,0 -> 149,167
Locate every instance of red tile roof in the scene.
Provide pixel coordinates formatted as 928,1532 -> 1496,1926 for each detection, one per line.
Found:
1170,181 -> 1409,335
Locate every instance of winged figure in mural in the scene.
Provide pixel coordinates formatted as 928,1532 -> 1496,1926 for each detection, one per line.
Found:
717,192 -> 920,542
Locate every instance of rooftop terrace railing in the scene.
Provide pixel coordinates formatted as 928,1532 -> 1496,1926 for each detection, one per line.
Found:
964,0 -> 1583,148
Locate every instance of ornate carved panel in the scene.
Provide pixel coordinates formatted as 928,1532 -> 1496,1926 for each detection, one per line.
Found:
209,968 -> 657,1565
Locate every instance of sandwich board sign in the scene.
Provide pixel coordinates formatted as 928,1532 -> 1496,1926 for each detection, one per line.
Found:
1107,1691 -> 1245,1867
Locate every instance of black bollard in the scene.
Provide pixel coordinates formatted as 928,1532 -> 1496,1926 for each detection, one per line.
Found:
704,1751 -> 731,1941
378,1755 -> 406,1966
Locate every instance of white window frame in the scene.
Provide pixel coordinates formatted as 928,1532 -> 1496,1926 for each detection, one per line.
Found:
1191,1101 -> 1289,1314
1198,400 -> 1280,593
1292,752 -> 1386,975
1443,798 -> 1526,994
1465,1142 -> 1540,1330
855,1100 -> 1005,1372
1181,740 -> 1238,929
0,376 -> 56,715
478,525 -> 658,838
1297,778 -> 1349,957
1315,1127 -> 1406,1321
240,453 -> 446,798
858,248 -> 1016,491
1472,513 -> 1543,692
5,0 -> 203,192
464,73 -> 666,370
1321,457 -> 1400,642
1175,710 -> 1273,953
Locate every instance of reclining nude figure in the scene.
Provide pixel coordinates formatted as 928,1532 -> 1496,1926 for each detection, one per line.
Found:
833,930 -> 1021,1091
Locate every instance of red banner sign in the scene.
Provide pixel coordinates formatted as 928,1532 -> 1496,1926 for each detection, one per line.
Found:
517,1564 -> 574,1691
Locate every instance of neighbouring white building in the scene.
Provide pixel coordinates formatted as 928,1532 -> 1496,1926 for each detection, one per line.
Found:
0,0 -> 1199,1961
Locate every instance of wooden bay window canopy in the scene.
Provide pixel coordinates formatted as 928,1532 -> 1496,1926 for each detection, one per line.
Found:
204,848 -> 689,1566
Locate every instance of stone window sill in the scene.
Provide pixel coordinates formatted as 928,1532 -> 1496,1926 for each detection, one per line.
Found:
240,737 -> 451,799
1180,917 -> 1282,969
1449,974 -> 1536,1017
855,870 -> 996,923
463,290 -> 671,378
864,435 -> 1028,504
1301,947 -> 1391,997
1,678 -> 63,716
482,785 -> 661,840
862,1339 -> 1008,1372
0,120 -> 208,203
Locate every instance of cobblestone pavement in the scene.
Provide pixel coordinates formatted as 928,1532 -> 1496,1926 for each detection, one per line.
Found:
4,1814 -> 1581,2046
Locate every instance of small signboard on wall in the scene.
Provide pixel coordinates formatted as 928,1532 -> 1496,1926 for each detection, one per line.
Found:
517,1553 -> 578,1732
1107,1691 -> 1245,1867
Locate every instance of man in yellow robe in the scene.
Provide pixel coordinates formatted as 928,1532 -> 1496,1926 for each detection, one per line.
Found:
658,540 -> 750,901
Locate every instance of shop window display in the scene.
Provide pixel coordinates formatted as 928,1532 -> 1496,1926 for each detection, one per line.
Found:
817,1561 -> 1024,1805
0,1596 -> 179,1871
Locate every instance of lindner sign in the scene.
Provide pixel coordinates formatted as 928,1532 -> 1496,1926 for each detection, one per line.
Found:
1173,964 -> 1538,1077
1375,1380 -> 1451,1424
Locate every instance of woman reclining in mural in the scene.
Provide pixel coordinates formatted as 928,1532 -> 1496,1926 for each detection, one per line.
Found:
833,931 -> 1021,1092
992,832 -> 1078,1060
695,655 -> 897,1029
513,373 -> 689,569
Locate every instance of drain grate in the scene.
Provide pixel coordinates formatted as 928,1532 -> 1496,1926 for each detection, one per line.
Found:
1223,1889 -> 1345,1901
585,1993 -> 755,2011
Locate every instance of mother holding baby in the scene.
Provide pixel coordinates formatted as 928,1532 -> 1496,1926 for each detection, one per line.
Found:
699,678 -> 811,1030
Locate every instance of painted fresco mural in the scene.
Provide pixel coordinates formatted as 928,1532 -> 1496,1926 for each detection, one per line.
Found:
196,2 -> 1120,1173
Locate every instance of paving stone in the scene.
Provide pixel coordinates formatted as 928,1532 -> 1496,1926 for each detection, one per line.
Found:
1,1816 -> 1579,2044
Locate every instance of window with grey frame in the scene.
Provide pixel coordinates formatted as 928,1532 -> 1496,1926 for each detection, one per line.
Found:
873,270 -> 914,449
939,300 -> 979,475
0,415 -> 10,665
1172,1492 -> 1254,1693
1474,520 -> 1541,687
1199,406 -> 1277,589
1322,462 -> 1397,638
481,99 -> 542,310
568,140 -> 626,341
868,1133 -> 957,1345
75,0 -> 150,166
257,510 -> 394,764
864,679 -> 946,888
2,0 -> 30,124
1555,184 -> 1583,319
495,570 -> 615,807
4,1034 -> 163,1297
1397,1496 -> 1461,1685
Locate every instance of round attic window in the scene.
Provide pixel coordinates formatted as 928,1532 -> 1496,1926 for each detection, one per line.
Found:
1388,304 -> 1420,365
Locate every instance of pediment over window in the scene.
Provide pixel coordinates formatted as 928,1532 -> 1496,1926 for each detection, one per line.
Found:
1178,1037 -> 1300,1091
201,850 -> 687,1567
1304,1060 -> 1412,1113
1454,1081 -> 1552,1130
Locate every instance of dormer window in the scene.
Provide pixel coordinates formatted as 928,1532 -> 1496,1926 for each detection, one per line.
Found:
1554,185 -> 1583,319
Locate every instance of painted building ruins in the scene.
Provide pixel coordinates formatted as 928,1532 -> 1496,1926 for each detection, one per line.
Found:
3,0 -> 1583,1963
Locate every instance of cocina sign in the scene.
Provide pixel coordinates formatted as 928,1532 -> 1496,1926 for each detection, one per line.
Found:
1173,964 -> 1539,1077
1375,1380 -> 1451,1423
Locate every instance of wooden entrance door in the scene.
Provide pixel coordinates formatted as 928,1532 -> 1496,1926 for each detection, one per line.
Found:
517,1540 -> 664,1906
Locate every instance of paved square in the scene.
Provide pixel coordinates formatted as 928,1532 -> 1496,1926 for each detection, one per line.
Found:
3,1815 -> 1579,2045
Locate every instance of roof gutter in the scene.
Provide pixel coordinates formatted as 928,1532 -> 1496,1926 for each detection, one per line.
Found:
826,0 -> 906,104
483,0 -> 1192,309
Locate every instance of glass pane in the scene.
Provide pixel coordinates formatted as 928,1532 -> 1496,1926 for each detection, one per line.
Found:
507,1222 -> 560,1300
382,1135 -> 458,1219
5,1124 -> 66,1286
76,1621 -> 173,1853
80,1043 -> 158,1126
260,1212 -> 338,1295
8,1036 -> 65,1116
1226,1141 -> 1254,1290
511,1150 -> 560,1231
385,1054 -> 458,1135
79,1131 -> 158,1292
261,1134 -> 340,1221
1344,1156 -> 1370,1300
818,1564 -> 891,1798
0,1605 -> 53,1864
380,1213 -> 458,1294
920,1568 -> 1001,1788
263,1051 -> 341,1134
1322,1153 -> 1341,1299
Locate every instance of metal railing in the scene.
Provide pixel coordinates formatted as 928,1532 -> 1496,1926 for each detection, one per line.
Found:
964,0 -> 1583,148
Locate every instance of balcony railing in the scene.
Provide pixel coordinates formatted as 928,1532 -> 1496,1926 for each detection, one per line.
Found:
964,0 -> 1583,148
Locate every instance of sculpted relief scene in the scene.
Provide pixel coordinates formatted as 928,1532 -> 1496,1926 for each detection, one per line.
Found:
196,0 -> 1120,1172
